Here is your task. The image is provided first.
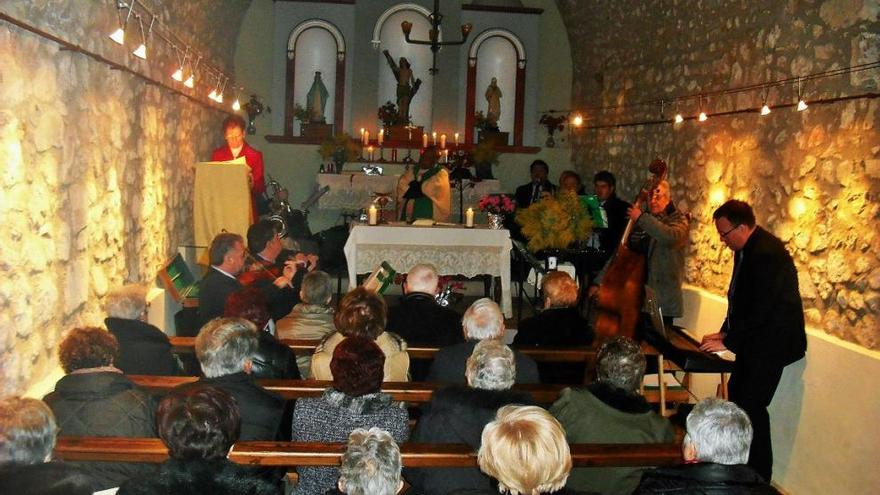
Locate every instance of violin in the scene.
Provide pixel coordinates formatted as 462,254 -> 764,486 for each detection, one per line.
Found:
237,250 -> 305,288
592,159 -> 668,339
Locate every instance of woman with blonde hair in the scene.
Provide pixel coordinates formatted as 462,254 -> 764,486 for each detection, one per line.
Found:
477,405 -> 578,495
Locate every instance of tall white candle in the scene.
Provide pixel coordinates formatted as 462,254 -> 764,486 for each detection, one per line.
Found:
368,146 -> 374,162
368,205 -> 378,225
440,134 -> 447,149
422,132 -> 428,149
465,208 -> 474,227
378,129 -> 384,146
454,132 -> 460,146
432,132 -> 437,146
363,130 -> 370,146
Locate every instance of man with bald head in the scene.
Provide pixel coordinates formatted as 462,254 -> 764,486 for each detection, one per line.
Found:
590,180 -> 689,326
387,264 -> 462,380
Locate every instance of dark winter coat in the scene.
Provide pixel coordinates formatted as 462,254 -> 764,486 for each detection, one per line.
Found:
118,458 -> 282,495
0,461 -> 98,495
633,462 -> 778,494
405,385 -> 534,495
198,267 -> 242,326
43,371 -> 158,489
426,340 -> 539,384
105,317 -> 180,375
387,291 -> 463,380
514,307 -> 594,384
252,329 -> 301,380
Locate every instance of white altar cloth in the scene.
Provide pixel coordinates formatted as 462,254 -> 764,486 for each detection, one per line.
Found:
343,223 -> 513,317
317,173 -> 501,216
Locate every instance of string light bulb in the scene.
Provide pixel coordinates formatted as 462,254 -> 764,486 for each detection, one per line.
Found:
796,77 -> 808,111
673,113 -> 684,123
759,87 -> 771,115
232,98 -> 241,111
571,113 -> 584,127
760,104 -> 771,115
698,111 -> 708,122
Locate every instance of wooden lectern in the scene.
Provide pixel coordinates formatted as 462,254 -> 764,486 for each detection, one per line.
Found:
193,160 -> 253,249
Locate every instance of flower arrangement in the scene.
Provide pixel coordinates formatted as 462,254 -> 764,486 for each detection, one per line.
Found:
319,133 -> 361,163
539,113 -> 566,133
293,104 -> 310,123
478,194 -> 516,215
473,111 -> 498,132
515,191 -> 592,252
377,101 -> 400,127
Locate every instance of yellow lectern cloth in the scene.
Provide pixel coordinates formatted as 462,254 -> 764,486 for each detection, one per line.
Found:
194,160 -> 252,249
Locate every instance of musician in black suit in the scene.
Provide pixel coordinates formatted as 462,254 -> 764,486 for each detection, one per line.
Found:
700,200 -> 806,482
514,160 -> 556,209
198,233 -> 247,327
593,170 -> 631,257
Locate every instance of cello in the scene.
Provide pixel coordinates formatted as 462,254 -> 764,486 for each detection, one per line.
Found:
593,159 -> 668,339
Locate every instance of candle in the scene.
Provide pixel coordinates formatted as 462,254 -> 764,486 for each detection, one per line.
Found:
465,208 -> 474,227
422,132 -> 428,149
368,205 -> 378,225
431,132 -> 437,146
360,128 -> 365,142
440,134 -> 447,149
454,132 -> 460,146
443,149 -> 449,163
378,129 -> 384,146
368,146 -> 374,162
363,130 -> 370,146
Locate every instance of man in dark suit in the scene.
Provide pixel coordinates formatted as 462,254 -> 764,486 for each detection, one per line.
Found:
387,264 -> 462,380
593,170 -> 631,259
198,233 -> 247,327
700,200 -> 806,482
514,160 -> 557,209
426,298 -> 539,384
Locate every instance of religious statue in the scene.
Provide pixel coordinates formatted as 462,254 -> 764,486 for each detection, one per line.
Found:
485,77 -> 502,129
306,71 -> 329,123
383,49 -> 422,125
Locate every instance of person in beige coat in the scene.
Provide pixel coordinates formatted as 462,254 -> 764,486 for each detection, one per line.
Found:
311,287 -> 410,382
275,271 -> 337,377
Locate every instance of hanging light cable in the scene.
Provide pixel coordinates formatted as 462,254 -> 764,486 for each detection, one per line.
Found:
171,46 -> 186,82
132,14 -> 154,60
108,1 -> 134,45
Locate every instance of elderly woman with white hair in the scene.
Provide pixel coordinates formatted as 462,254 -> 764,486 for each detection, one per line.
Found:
330,428 -> 404,495
0,397 -> 97,495
275,271 -> 337,377
634,398 -> 777,494
426,298 -> 539,384
407,339 -> 533,494
104,284 -> 181,375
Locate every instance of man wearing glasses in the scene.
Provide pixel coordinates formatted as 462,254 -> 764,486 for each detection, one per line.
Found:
700,199 -> 806,483
212,115 -> 267,219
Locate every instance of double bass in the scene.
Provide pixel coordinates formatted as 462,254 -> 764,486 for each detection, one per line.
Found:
593,159 -> 668,339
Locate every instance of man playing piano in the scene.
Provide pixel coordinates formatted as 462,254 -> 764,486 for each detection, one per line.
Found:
700,199 -> 806,482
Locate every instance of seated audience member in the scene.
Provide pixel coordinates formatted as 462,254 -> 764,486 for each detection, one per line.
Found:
514,271 -> 594,384
515,159 -> 556,209
427,298 -> 538,384
43,327 -> 157,489
186,317 -> 285,440
311,287 -> 409,382
293,337 -> 409,494
275,270 -> 337,378
550,336 -> 674,495
634,398 -> 778,494
387,263 -> 462,381
333,428 -> 404,495
0,397 -> 97,495
224,287 -> 300,379
476,405 -> 584,495
241,219 -> 318,321
407,340 -> 533,494
118,384 -> 281,495
104,283 -> 180,375
198,232 -> 247,327
558,170 -> 585,195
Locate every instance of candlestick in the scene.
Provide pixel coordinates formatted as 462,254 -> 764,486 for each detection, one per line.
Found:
432,132 -> 437,146
378,129 -> 384,146
368,205 -> 378,225
422,132 -> 428,149
465,208 -> 474,228
454,132 -> 460,147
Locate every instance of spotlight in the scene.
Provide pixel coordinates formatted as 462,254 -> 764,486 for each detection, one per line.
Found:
698,112 -> 708,122
571,114 -> 584,127
673,114 -> 684,124
183,74 -> 194,88
797,99 -> 808,112
132,16 -> 153,60
108,28 -> 125,45
132,43 -> 147,60
216,93 -> 223,103
171,67 -> 184,81
760,104 -> 771,115
232,99 -> 241,111
208,89 -> 218,101
108,1 -> 134,45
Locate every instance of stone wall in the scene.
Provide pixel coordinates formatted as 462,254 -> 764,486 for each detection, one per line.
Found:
557,0 -> 879,349
0,1 -> 250,395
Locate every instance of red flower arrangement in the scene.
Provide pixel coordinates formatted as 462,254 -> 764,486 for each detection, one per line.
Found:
478,194 -> 516,214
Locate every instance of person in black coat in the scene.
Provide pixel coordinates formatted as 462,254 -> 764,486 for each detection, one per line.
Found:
181,317 -> 286,441
407,340 -> 534,495
592,171 -> 631,266
104,284 -> 180,375
427,298 -> 539,384
634,398 -> 778,494
0,397 -> 98,495
118,384 -> 281,495
42,327 -> 157,489
514,271 -> 594,384
387,263 -> 462,380
224,287 -> 300,380
701,200 -> 806,482
515,160 -> 557,209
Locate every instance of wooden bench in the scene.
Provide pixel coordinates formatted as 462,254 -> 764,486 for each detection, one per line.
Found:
54,436 -> 682,468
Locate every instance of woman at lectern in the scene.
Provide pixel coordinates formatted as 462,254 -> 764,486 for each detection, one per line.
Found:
211,115 -> 267,217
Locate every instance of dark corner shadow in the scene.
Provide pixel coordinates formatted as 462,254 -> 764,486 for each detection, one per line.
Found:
768,355 -> 807,477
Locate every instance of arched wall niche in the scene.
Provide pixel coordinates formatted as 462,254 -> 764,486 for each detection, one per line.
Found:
465,29 -> 526,146
285,19 -> 346,136
373,4 -> 435,128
